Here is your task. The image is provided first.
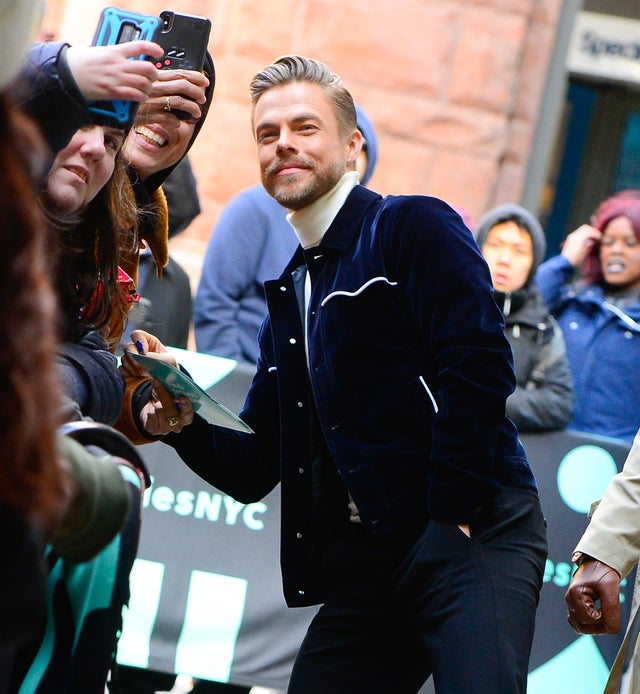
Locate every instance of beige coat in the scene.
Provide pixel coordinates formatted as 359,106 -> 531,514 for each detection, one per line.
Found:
576,431 -> 640,578
575,430 -> 640,693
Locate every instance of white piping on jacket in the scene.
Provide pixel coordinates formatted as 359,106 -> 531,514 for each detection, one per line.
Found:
320,277 -> 398,307
419,375 -> 439,413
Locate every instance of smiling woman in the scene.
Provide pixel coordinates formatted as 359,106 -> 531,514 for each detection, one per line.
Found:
43,124 -> 125,214
39,122 -> 138,341
121,65 -> 210,181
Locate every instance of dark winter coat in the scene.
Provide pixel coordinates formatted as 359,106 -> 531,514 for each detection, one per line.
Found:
475,202 -> 573,433
496,286 -> 573,432
169,186 -> 538,607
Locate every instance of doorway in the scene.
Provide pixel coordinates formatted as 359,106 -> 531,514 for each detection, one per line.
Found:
540,79 -> 640,257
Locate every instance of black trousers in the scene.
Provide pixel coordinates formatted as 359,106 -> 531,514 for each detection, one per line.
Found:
288,487 -> 547,694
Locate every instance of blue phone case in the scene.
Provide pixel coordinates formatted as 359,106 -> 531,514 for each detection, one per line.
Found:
88,7 -> 161,125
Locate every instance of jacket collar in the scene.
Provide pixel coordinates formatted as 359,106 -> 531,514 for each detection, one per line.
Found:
572,282 -> 640,324
281,185 -> 382,275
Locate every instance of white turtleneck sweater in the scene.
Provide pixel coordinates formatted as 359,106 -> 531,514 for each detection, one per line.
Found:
286,171 -> 359,249
286,171 -> 363,523
287,170 -> 359,350
285,170 -> 359,355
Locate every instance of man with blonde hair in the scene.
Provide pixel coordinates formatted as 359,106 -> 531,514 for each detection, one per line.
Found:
168,54 -> 547,692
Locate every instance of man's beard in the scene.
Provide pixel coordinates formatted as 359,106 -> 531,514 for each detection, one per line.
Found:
263,158 -> 344,211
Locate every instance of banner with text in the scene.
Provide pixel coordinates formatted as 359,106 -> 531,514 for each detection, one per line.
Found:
116,352 -> 633,691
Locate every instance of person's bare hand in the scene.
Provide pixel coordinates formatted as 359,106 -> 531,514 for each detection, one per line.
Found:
120,329 -> 177,378
139,381 -> 194,436
561,224 -> 602,267
135,68 -> 210,124
565,559 -> 621,634
66,42 -> 163,102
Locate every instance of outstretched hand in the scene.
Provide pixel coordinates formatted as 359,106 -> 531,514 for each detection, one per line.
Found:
66,41 -> 164,102
565,558 -> 621,634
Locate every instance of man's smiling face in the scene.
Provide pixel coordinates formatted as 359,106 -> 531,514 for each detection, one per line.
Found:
252,81 -> 361,210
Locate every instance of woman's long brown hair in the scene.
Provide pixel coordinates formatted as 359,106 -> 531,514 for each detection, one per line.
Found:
0,93 -> 68,529
40,142 -> 138,341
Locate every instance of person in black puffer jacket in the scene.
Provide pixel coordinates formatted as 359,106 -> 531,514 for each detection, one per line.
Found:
475,203 -> 574,432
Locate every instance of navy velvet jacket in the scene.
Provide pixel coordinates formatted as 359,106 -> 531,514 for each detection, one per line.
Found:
170,185 -> 537,606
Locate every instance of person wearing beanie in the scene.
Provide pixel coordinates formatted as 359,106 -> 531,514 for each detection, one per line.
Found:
475,203 -> 573,432
17,117 -> 156,693
0,100 -> 141,690
194,104 -> 379,364
536,190 -> 640,443
17,100 -> 197,694
37,120 -> 139,425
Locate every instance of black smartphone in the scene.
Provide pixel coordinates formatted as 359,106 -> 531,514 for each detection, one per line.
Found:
89,7 -> 161,125
153,10 -> 212,72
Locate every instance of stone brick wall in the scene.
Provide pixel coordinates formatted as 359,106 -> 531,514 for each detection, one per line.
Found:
42,0 -> 563,291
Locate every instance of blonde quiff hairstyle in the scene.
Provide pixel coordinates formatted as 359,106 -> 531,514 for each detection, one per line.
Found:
249,55 -> 357,138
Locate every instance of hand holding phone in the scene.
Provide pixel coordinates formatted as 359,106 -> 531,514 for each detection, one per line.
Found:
66,41 -> 162,103
134,68 -> 210,124
88,7 -> 163,125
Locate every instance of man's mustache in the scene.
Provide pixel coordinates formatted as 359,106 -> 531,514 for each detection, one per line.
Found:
265,158 -> 315,176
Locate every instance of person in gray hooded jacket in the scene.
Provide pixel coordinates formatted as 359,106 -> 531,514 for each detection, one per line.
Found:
475,203 -> 574,432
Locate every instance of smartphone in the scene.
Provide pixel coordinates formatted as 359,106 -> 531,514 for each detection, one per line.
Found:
88,7 -> 161,125
153,10 -> 212,72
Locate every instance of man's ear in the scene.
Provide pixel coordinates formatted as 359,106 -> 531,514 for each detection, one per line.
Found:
345,128 -> 363,169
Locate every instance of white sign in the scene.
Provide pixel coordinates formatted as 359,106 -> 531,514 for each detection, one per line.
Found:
567,11 -> 640,85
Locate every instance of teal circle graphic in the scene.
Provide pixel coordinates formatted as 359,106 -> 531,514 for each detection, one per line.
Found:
557,445 -> 618,513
